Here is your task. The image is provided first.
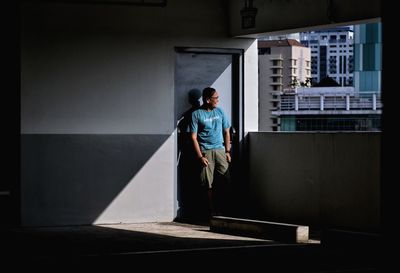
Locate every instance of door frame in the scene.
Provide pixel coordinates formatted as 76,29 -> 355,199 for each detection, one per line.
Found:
174,47 -> 245,219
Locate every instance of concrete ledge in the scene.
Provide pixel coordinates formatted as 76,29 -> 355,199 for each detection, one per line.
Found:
210,216 -> 309,243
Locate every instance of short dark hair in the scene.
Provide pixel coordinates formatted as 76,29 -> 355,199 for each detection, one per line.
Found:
202,87 -> 216,102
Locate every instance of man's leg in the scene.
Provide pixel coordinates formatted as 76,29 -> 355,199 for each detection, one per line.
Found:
200,150 -> 216,217
214,149 -> 231,215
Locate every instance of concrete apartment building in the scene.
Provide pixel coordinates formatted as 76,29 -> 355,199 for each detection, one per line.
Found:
258,39 -> 311,131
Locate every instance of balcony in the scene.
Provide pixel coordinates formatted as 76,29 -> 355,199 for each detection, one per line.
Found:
272,91 -> 382,116
269,54 -> 283,60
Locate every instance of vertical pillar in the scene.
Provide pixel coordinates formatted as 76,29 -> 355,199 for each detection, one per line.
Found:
372,93 -> 377,110
320,95 -> 324,111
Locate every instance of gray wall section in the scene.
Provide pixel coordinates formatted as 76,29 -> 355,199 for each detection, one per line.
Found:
20,30 -> 174,134
21,134 -> 172,226
248,132 -> 380,231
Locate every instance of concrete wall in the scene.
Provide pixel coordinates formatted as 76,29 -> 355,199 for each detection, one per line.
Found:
248,132 -> 380,231
20,0 -> 258,226
229,0 -> 381,38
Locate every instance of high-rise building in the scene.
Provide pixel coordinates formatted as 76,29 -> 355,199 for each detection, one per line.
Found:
300,27 -> 354,87
353,22 -> 382,94
258,39 -> 311,131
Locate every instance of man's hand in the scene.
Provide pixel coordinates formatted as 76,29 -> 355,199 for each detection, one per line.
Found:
226,152 -> 231,163
200,156 -> 209,166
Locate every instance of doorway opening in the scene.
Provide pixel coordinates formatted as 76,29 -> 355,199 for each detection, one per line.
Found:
174,47 -> 244,224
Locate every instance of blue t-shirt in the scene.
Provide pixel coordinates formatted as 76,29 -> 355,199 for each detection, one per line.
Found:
190,107 -> 230,151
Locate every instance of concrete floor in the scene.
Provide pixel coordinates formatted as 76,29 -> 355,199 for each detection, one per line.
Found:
1,221 -> 380,272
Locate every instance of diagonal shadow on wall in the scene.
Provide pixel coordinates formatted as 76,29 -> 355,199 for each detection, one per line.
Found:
21,134 -> 170,226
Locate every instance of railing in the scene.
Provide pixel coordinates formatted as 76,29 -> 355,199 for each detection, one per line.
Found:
279,92 -> 382,112
269,54 -> 283,60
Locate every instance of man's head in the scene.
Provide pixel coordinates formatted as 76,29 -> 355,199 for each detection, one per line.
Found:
202,87 -> 219,109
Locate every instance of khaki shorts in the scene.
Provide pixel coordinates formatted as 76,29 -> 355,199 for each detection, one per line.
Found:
200,149 -> 230,189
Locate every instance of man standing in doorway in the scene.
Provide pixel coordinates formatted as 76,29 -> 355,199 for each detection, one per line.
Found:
190,87 -> 231,217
